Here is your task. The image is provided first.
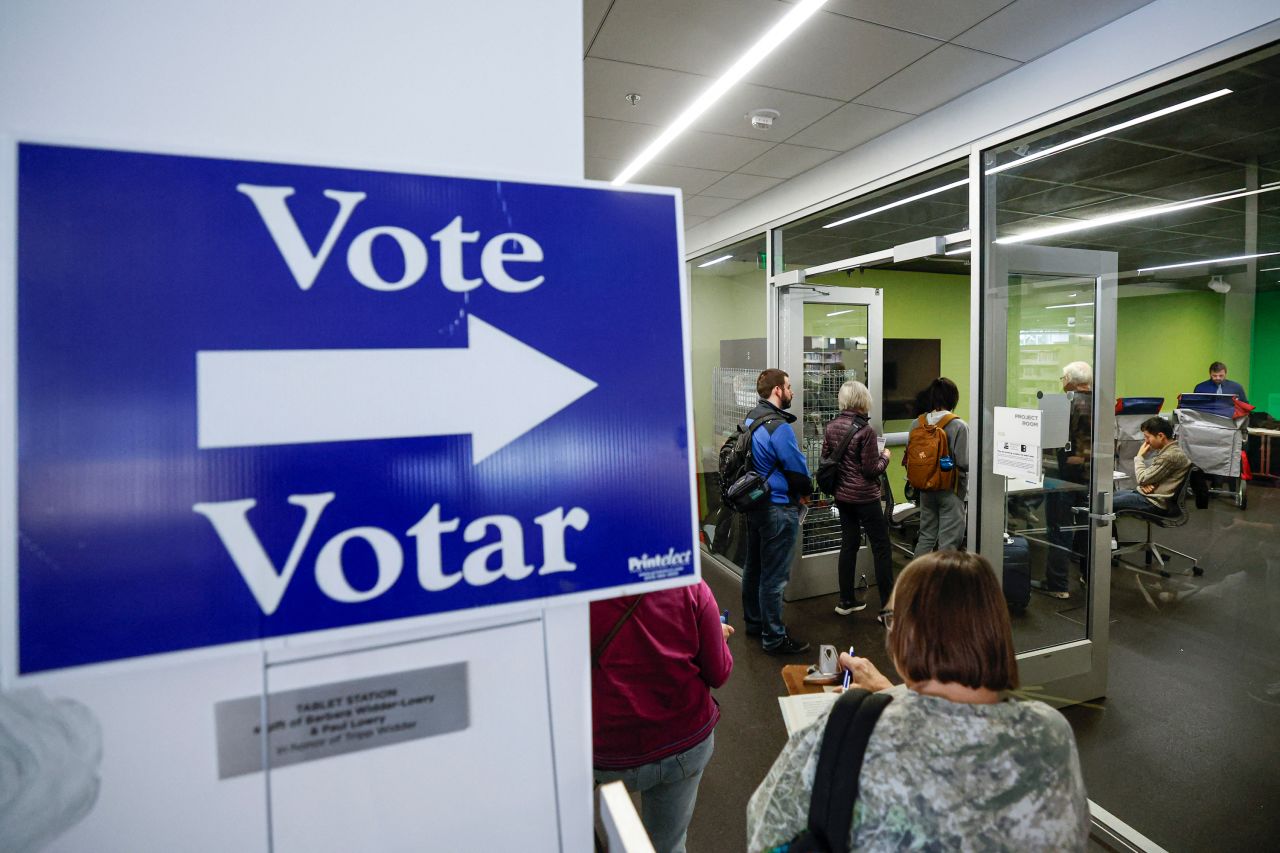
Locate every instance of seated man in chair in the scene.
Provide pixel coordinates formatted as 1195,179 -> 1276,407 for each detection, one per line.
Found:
1113,416 -> 1190,514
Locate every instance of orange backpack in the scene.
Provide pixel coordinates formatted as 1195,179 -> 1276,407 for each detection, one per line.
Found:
905,413 -> 957,492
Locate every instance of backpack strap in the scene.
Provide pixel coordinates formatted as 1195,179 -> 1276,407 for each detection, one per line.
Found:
746,414 -> 785,476
804,688 -> 893,853
592,595 -> 644,667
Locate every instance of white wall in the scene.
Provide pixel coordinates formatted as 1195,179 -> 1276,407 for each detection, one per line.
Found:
686,0 -> 1280,255
0,0 -> 582,181
0,2 -> 590,851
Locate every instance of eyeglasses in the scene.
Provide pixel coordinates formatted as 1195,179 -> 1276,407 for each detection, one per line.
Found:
876,609 -> 893,629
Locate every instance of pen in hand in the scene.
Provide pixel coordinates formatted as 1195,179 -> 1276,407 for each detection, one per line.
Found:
842,646 -> 854,690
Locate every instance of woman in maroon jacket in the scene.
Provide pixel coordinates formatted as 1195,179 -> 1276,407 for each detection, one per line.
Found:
590,580 -> 734,853
822,380 -> 894,616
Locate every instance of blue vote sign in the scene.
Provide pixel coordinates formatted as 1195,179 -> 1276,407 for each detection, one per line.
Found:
10,143 -> 694,675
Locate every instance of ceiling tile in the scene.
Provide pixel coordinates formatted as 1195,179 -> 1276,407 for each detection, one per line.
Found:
685,195 -> 743,217
698,82 -> 844,142
682,214 -> 710,229
739,143 -> 839,179
746,12 -> 940,101
786,102 -> 914,151
585,156 -> 727,197
585,116 -> 655,162
585,59 -> 709,127
659,126 -> 777,172
588,0 -> 793,76
855,44 -> 1019,115
953,0 -> 1157,63
586,117 -> 774,172
584,0 -> 613,53
701,173 -> 786,200
820,0 -> 1015,40
584,58 -> 844,141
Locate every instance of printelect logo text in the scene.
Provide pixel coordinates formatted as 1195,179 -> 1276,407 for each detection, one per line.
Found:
627,548 -> 693,573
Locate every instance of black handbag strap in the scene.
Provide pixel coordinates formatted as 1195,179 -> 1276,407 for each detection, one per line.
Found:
592,595 -> 644,667
805,688 -> 893,853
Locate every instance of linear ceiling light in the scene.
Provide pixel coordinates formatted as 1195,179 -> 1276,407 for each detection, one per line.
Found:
944,246 -> 972,256
823,179 -> 969,229
1137,250 -> 1280,273
611,0 -> 829,186
995,183 -> 1280,245
986,88 -> 1233,176
1045,301 -> 1094,310
826,309 -> 854,317
1262,266 -> 1280,272
697,254 -> 734,268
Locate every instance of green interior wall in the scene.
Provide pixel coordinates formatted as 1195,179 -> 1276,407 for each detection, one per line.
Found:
1114,291 -> 1227,409
1250,290 -> 1280,414
812,268 -> 971,500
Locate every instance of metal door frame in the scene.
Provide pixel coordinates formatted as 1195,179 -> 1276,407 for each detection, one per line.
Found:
774,285 -> 883,599
981,244 -> 1118,702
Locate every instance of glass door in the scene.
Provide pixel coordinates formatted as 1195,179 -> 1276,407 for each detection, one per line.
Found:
777,286 -> 883,600
980,244 -> 1117,703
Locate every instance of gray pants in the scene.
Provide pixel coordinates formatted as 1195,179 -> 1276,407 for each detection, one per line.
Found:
915,490 -> 966,555
593,731 -> 714,853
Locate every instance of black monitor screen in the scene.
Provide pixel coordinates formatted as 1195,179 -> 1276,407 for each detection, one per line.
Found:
883,338 -> 941,420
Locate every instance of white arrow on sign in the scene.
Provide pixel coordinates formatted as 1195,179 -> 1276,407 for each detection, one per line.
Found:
196,314 -> 597,464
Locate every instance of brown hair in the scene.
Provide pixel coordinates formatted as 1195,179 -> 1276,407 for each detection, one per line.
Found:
756,368 -> 788,399
887,550 -> 1018,691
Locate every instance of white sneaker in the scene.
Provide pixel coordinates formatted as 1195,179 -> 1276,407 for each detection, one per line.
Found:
834,600 -> 867,615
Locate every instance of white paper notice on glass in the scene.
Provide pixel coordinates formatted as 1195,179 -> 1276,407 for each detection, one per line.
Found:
994,406 -> 1043,481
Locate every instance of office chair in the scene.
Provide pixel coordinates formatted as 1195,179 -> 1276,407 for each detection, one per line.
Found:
1112,466 -> 1204,580
879,474 -> 921,558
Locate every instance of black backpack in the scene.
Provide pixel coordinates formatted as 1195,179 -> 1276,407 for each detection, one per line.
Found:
787,688 -> 893,853
718,414 -> 782,512
815,415 -> 864,496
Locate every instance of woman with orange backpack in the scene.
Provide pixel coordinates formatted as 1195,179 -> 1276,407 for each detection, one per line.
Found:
905,377 -> 969,555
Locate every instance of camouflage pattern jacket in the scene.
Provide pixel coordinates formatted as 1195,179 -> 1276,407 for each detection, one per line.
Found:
747,688 -> 1089,852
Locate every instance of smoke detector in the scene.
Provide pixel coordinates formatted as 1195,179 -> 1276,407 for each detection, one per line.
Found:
1208,275 -> 1231,294
747,108 -> 780,131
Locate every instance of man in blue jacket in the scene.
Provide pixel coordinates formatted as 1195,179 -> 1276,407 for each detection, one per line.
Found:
1193,361 -> 1248,402
742,368 -> 813,655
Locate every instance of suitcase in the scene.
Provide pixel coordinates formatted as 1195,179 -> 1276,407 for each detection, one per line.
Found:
1003,534 -> 1031,612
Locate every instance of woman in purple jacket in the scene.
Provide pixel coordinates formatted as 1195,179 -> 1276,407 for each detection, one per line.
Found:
822,380 -> 893,616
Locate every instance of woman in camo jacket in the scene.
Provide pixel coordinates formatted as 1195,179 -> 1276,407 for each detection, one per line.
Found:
747,550 -> 1088,852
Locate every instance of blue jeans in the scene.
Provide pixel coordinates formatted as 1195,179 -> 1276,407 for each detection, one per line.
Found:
742,503 -> 800,649
593,731 -> 715,853
1113,489 -> 1159,513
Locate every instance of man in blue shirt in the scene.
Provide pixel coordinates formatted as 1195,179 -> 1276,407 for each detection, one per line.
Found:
742,368 -> 813,655
1194,361 -> 1248,402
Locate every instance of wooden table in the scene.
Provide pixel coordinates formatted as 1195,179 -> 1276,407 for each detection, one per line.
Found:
1249,427 -> 1280,481
781,664 -> 836,696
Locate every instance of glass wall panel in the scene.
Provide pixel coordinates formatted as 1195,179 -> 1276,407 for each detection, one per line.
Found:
983,42 -> 1280,852
689,237 -> 767,570
778,161 -> 972,524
